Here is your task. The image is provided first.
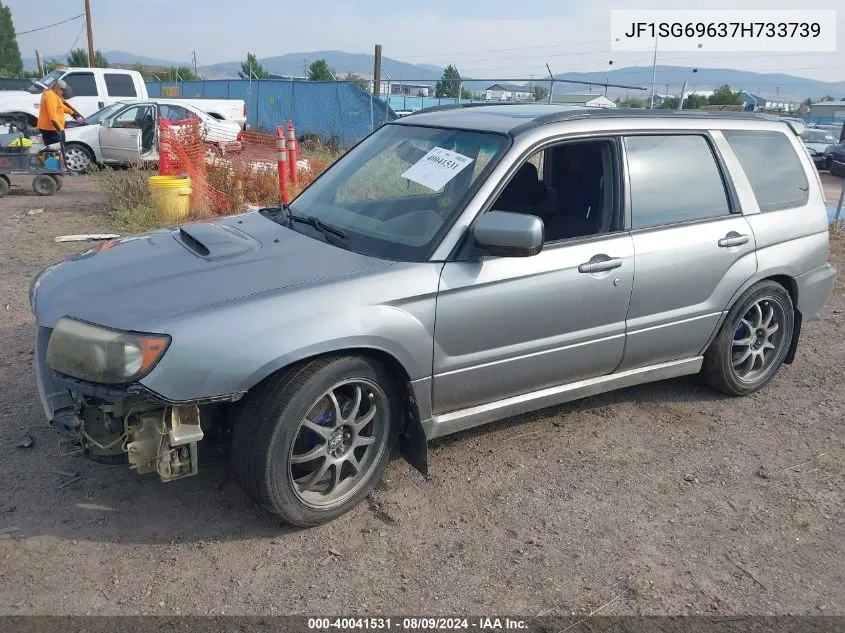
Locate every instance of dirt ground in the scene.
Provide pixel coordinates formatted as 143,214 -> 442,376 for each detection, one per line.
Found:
0,174 -> 843,617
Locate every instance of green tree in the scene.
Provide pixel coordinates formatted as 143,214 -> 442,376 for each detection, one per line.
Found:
307,59 -> 335,81
460,87 -> 473,100
435,64 -> 462,98
239,52 -> 268,79
684,93 -> 710,109
618,96 -> 647,108
42,58 -> 62,73
67,48 -> 109,67
533,85 -> 549,102
708,84 -> 743,106
344,72 -> 369,91
0,2 -> 23,77
165,65 -> 198,81
659,96 -> 680,109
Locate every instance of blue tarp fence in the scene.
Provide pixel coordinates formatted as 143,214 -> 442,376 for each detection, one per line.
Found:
146,80 -> 396,147
380,95 -> 487,111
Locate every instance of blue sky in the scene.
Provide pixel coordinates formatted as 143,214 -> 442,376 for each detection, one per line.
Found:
6,0 -> 844,82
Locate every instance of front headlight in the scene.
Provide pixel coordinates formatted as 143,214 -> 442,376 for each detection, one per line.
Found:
46,317 -> 170,385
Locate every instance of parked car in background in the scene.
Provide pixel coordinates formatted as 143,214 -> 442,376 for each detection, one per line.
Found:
0,68 -> 248,129
61,99 -> 243,173
826,139 -> 845,176
812,123 -> 845,140
30,105 -> 836,526
800,128 -> 839,168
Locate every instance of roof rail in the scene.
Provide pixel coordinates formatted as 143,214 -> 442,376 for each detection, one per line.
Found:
509,107 -> 796,135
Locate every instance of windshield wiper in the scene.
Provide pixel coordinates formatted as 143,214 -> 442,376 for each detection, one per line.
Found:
261,204 -> 348,243
282,205 -> 348,243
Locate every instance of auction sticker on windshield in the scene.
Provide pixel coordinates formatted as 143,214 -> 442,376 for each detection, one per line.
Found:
402,147 -> 474,191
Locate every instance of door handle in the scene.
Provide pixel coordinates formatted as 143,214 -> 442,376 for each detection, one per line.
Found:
718,233 -> 751,248
578,257 -> 623,273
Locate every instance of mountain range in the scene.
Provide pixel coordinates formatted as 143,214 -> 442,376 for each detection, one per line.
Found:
22,50 -> 845,102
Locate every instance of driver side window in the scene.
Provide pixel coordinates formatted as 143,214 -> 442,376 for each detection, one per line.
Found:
490,139 -> 618,244
110,105 -> 152,128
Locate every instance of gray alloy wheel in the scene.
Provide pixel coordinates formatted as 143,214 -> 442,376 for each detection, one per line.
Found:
231,355 -> 399,527
730,298 -> 787,384
289,379 -> 389,510
63,144 -> 93,173
702,280 -> 794,396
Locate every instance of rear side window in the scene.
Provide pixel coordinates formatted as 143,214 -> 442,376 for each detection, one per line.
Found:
63,72 -> 97,97
722,130 -> 809,212
624,135 -> 731,229
104,73 -> 136,97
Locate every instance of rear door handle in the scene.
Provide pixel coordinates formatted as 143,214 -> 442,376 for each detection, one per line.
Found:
578,257 -> 623,273
718,233 -> 751,248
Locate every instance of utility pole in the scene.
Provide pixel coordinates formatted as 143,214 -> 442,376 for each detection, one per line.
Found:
649,35 -> 658,108
35,50 -> 43,76
192,51 -> 197,76
84,0 -> 95,67
373,44 -> 383,97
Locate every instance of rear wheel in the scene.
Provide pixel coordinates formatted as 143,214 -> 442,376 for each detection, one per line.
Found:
50,175 -> 63,190
32,174 -> 57,196
231,356 -> 399,527
702,281 -> 794,396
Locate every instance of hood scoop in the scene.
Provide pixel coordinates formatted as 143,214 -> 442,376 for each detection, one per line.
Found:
174,223 -> 262,260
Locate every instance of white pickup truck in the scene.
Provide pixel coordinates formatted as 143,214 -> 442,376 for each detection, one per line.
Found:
0,67 -> 248,129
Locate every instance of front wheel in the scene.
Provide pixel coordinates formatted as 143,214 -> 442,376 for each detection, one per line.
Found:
63,144 -> 95,174
702,281 -> 794,396
231,356 -> 399,527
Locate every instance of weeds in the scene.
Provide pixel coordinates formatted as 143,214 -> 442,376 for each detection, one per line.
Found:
95,149 -> 339,235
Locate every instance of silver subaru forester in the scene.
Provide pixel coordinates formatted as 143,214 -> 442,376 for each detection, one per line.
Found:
31,104 -> 837,526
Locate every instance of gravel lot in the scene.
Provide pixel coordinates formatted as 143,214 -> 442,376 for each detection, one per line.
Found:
0,174 -> 843,617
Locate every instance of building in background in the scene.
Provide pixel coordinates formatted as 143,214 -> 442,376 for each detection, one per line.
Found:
808,100 -> 845,124
552,94 -> 617,108
485,83 -> 534,102
389,83 -> 433,97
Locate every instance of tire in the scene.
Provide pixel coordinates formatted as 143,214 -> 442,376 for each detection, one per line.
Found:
63,143 -> 95,174
825,156 -> 833,172
32,174 -> 57,196
702,280 -> 795,396
0,176 -> 9,198
231,356 -> 400,527
51,175 -> 63,190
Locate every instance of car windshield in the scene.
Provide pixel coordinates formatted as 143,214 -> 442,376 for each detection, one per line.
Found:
276,123 -> 510,261
801,130 -> 837,143
85,103 -> 126,125
26,70 -> 64,94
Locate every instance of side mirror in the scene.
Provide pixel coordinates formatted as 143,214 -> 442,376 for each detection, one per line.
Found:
472,210 -> 544,258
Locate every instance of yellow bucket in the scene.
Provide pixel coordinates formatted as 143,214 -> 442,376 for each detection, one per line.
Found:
148,175 -> 192,222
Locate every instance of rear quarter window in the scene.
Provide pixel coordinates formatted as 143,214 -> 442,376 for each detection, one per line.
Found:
104,73 -> 137,98
722,130 -> 809,212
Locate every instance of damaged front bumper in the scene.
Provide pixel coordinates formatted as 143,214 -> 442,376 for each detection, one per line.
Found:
34,326 -> 227,482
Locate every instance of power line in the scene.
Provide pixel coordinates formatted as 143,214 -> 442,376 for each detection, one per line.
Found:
14,13 -> 85,36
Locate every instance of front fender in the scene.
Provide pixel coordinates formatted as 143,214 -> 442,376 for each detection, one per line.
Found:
138,263 -> 441,402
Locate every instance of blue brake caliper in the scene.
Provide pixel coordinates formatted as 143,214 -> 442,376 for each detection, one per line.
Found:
306,407 -> 334,450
